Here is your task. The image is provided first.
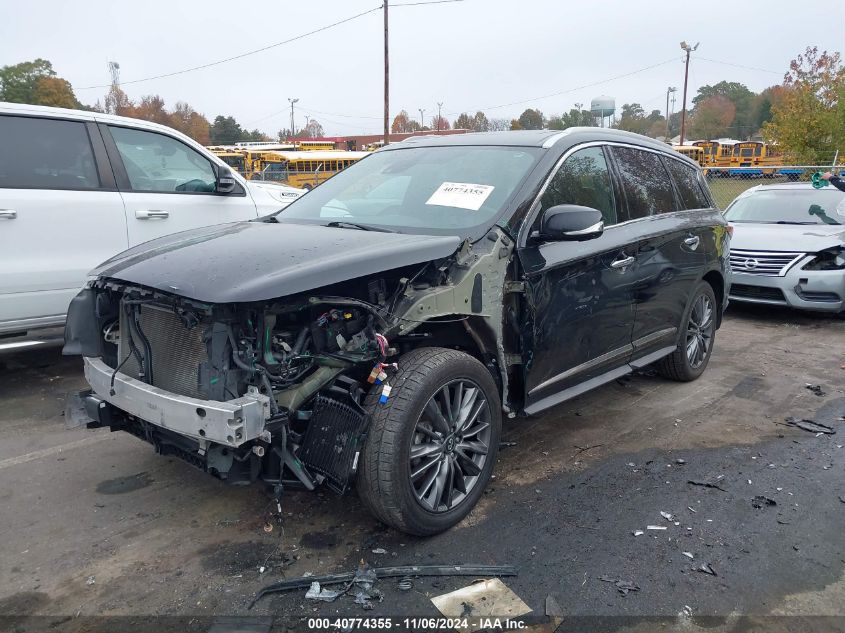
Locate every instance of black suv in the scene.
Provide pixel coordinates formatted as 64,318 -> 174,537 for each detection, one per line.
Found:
65,128 -> 730,535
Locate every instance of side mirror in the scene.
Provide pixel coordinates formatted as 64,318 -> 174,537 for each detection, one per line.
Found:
538,204 -> 604,241
215,165 -> 237,194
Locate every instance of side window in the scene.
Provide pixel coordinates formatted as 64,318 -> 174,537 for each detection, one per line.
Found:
0,115 -> 100,190
612,147 -> 675,219
109,126 -> 216,193
540,146 -> 617,226
664,157 -> 711,210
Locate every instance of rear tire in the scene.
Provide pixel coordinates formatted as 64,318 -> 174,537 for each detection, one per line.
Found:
656,281 -> 717,382
357,347 -> 501,535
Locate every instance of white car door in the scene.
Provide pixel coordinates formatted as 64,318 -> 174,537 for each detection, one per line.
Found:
102,124 -> 259,246
0,114 -> 127,333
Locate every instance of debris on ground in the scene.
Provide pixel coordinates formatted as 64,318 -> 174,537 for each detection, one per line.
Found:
250,564 -> 518,607
687,506 -> 697,513
660,511 -> 675,521
646,525 -> 667,531
305,581 -> 344,602
351,566 -> 382,609
682,552 -> 694,560
697,563 -> 717,576
85,576 -> 95,586
599,575 -> 640,596
632,530 -> 644,536
499,441 -> 517,449
675,458 -> 686,465
431,578 -> 531,620
688,478 -> 727,492
752,495 -> 777,509
371,548 -> 387,555
805,384 -> 826,397
782,417 -> 836,435
397,577 -> 413,591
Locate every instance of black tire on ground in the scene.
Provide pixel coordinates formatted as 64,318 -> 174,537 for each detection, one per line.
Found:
357,347 -> 502,535
302,183 -> 313,191
656,281 -> 717,382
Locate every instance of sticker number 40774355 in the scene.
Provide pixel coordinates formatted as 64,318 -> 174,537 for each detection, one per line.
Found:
425,182 -> 495,211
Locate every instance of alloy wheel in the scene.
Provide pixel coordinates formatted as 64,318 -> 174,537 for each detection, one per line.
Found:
409,379 -> 492,513
686,293 -> 714,369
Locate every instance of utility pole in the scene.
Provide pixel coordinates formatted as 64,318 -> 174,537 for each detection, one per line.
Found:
383,0 -> 389,146
418,108 -> 426,130
679,41 -> 699,146
665,87 -> 676,140
436,102 -> 443,131
288,97 -> 299,138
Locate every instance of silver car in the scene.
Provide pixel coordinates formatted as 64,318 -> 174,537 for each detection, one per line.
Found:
725,183 -> 845,313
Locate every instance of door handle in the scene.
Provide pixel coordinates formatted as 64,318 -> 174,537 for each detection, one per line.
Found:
610,255 -> 636,269
0,209 -> 17,219
684,235 -> 700,250
135,209 -> 170,219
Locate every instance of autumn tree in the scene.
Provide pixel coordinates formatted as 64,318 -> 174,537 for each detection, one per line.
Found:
429,114 -> 451,131
0,59 -> 55,102
130,95 -> 170,125
391,110 -> 415,133
31,76 -> 79,109
693,81 -> 756,139
170,102 -> 211,145
104,84 -> 133,115
764,47 -> 845,163
688,95 -> 736,140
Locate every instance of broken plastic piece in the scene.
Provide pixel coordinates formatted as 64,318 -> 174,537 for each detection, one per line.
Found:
804,384 -> 826,397
660,511 -> 674,522
432,578 -> 531,620
646,525 -> 667,531
379,383 -> 392,404
599,575 -> 640,596
752,495 -> 777,508
688,479 -> 727,492
305,581 -> 343,602
697,563 -> 717,576
250,564 -> 518,607
783,417 -> 835,434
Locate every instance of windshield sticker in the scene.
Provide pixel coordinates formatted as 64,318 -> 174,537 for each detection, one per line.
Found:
426,182 -> 494,211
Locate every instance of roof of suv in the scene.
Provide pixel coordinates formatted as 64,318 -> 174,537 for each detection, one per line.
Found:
392,127 -> 678,154
0,101 -> 192,139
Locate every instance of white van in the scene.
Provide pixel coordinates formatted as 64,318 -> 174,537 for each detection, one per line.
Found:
0,103 -> 303,350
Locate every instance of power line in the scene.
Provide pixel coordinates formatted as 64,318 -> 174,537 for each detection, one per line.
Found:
696,57 -> 782,76
76,6 -> 382,90
447,57 -> 679,116
391,0 -> 464,5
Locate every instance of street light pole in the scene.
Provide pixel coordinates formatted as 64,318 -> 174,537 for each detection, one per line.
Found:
288,97 -> 299,138
436,102 -> 443,131
383,0 -> 389,146
679,41 -> 698,146
665,86 -> 676,140
419,108 -> 426,130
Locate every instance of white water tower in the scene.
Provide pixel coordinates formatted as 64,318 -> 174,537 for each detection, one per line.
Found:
591,96 -> 616,127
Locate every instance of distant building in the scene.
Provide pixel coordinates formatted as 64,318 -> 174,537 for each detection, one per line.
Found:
307,129 -> 469,151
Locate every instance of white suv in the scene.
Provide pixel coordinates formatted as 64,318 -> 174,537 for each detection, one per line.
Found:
0,103 -> 303,350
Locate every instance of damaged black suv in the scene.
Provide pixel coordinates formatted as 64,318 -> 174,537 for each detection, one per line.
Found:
65,128 -> 730,535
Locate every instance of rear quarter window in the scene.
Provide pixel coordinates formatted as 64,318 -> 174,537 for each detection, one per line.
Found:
664,157 -> 711,210
0,115 -> 100,190
612,146 -> 675,219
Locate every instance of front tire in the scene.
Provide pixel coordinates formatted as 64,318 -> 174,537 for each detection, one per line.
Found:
357,347 -> 502,535
656,281 -> 717,382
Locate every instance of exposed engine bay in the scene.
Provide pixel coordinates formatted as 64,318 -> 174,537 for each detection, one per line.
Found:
67,228 -> 519,497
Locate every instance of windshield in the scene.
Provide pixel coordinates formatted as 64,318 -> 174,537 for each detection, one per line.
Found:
274,145 -> 542,236
724,189 -> 845,225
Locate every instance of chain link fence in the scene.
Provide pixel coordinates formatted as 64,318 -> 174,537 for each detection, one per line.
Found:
705,165 -> 845,210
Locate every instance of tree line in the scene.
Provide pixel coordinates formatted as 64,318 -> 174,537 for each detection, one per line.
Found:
0,59 -> 325,145
3,46 -> 843,162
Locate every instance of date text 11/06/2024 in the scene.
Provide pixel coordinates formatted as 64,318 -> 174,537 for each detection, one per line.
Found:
307,617 -> 527,630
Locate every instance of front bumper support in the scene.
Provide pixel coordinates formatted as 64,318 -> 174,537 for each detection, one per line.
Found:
84,357 -> 271,447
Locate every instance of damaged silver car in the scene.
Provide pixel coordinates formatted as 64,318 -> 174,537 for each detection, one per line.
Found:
65,129 -> 730,534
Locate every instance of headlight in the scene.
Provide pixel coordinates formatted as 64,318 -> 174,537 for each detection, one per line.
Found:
802,246 -> 845,271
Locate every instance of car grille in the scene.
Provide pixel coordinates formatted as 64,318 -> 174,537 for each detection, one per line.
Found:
118,303 -> 207,399
729,249 -> 804,277
730,284 -> 786,302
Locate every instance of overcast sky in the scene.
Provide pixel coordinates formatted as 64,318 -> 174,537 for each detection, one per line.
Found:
2,1 -> 839,136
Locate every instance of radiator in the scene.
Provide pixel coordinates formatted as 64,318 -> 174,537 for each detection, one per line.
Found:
118,303 -> 208,399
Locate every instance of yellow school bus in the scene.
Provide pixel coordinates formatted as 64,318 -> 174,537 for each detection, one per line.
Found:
296,140 -> 336,151
673,145 -> 705,167
209,149 -> 248,176
250,151 -> 369,189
